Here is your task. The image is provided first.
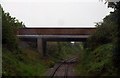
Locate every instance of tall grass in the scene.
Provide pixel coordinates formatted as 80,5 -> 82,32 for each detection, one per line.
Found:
2,47 -> 48,76
76,44 -> 117,76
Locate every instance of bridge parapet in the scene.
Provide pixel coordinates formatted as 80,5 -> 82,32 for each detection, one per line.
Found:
17,28 -> 96,35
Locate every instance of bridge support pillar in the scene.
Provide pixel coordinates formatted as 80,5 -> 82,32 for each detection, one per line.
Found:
37,38 -> 47,56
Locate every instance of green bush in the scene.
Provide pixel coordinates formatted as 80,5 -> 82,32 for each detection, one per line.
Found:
76,44 -> 117,76
2,48 -> 47,76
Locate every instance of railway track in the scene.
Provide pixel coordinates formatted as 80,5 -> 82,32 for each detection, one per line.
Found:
50,57 -> 78,78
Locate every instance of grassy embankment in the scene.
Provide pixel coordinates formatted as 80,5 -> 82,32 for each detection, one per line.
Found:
76,43 -> 117,76
2,46 -> 54,76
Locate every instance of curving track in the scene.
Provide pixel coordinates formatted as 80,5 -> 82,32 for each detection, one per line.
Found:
49,57 -> 78,78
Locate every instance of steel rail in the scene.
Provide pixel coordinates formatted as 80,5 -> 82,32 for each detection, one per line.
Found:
50,57 -> 77,78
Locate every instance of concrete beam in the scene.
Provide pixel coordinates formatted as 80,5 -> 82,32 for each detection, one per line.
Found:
17,35 -> 90,38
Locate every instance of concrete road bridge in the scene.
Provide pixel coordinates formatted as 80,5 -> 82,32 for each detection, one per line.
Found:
17,28 -> 96,56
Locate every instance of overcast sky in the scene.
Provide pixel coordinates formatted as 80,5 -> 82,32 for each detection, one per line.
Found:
1,0 -> 113,28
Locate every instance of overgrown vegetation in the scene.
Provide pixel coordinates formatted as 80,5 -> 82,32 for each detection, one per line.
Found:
2,47 -> 48,76
76,1 -> 120,76
76,44 -> 117,76
47,42 -> 81,62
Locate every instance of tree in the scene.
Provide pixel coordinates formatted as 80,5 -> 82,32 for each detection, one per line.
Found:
2,6 -> 25,51
111,2 -> 120,74
87,12 -> 117,50
100,0 -> 120,74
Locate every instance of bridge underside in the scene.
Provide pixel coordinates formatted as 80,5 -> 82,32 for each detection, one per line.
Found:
18,35 -> 89,56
